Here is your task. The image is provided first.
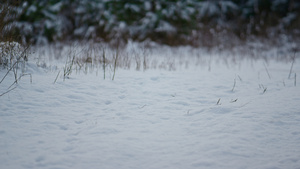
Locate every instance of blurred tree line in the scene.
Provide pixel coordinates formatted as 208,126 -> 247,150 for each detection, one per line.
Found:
1,0 -> 299,47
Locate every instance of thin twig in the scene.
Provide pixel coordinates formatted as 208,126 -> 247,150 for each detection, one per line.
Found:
139,104 -> 147,109
230,99 -> 238,103
7,73 -> 31,90
216,98 -> 221,105
237,75 -> 242,81
102,49 -> 106,80
288,53 -> 295,79
239,101 -> 251,108
295,73 -> 297,86
232,78 -> 236,92
0,86 -> 17,97
53,70 -> 60,84
112,49 -> 119,81
263,63 -> 271,79
263,87 -> 267,94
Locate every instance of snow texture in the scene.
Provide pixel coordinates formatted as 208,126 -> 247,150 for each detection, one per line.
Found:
1,44 -> 300,169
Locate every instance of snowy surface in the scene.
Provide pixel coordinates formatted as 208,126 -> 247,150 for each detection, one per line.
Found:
1,45 -> 300,169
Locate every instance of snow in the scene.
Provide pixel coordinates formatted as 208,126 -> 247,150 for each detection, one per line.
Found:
1,43 -> 300,169
219,1 -> 239,13
27,5 -> 37,13
199,2 -> 219,18
49,2 -> 63,12
144,1 -> 151,11
124,4 -> 140,13
155,21 -> 176,33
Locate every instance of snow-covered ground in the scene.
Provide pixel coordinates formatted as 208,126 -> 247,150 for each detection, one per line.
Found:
1,44 -> 300,169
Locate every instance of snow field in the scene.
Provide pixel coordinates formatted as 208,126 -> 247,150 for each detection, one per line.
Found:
0,48 -> 300,169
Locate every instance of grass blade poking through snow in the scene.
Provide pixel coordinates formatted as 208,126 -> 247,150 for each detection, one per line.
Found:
263,63 -> 271,79
295,73 -> 297,86
63,53 -> 75,81
232,78 -> 236,92
216,98 -> 221,105
53,71 -> 60,84
0,86 -> 17,97
289,53 -> 295,79
102,49 -> 106,80
112,49 -> 119,81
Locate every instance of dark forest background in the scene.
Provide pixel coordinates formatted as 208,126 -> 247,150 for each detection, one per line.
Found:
1,0 -> 300,47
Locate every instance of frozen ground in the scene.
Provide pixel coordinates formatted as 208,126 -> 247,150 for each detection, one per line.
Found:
0,44 -> 300,169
